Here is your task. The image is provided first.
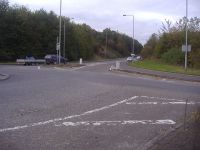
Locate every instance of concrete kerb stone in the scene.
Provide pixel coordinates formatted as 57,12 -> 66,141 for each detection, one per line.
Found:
0,73 -> 10,81
117,69 -> 200,83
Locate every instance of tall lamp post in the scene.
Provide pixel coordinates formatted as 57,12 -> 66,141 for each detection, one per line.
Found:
63,19 -> 66,58
58,0 -> 62,64
185,0 -> 188,70
123,14 -> 135,54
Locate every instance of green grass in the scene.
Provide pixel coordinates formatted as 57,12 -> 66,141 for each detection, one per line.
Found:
129,59 -> 200,76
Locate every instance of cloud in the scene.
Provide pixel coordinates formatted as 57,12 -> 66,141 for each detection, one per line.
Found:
9,0 -> 200,45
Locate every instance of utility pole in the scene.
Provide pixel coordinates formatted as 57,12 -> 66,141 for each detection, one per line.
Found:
185,0 -> 188,71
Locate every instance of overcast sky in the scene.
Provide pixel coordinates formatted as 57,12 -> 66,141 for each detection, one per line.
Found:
9,0 -> 200,45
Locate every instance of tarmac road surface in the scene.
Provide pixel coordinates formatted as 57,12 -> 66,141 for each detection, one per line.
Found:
0,62 -> 200,150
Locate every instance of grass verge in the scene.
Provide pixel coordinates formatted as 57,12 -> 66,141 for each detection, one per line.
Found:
129,59 -> 200,76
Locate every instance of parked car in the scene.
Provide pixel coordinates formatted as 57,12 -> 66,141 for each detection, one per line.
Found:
44,54 -> 67,64
127,55 -> 142,62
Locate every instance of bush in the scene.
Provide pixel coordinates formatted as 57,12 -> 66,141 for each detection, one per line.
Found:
161,48 -> 184,65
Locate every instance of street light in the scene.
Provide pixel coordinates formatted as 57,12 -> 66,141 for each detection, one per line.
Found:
58,0 -> 62,64
123,14 -> 135,54
185,0 -> 188,71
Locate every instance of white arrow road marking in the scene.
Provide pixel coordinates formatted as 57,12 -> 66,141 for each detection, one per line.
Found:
0,96 -> 138,133
61,120 -> 176,127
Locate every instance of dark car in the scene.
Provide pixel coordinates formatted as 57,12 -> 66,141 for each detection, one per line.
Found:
44,54 -> 67,64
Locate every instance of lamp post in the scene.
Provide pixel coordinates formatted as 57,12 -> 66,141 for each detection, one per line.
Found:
58,0 -> 62,64
185,0 -> 188,71
63,19 -> 66,58
123,14 -> 135,54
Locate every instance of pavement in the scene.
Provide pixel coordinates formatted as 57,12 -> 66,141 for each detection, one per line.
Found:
0,62 -> 200,150
118,62 -> 200,82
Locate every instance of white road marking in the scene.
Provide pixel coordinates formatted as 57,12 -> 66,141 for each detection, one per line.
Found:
0,96 -> 138,133
70,66 -> 87,71
53,67 -> 69,71
126,101 -> 200,105
61,120 -> 176,127
126,96 -> 200,105
140,96 -> 185,102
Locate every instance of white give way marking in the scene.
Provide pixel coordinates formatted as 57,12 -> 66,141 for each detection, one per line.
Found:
0,96 -> 137,133
126,101 -> 200,105
59,120 -> 176,127
0,95 -> 183,133
126,96 -> 200,105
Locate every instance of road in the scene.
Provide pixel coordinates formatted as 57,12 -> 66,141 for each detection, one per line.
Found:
0,61 -> 200,150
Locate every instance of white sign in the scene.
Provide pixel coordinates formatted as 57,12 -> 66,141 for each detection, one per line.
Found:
116,61 -> 120,70
182,45 -> 191,52
56,43 -> 60,51
80,58 -> 82,65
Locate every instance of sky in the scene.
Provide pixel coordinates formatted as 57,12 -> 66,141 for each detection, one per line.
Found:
9,0 -> 200,45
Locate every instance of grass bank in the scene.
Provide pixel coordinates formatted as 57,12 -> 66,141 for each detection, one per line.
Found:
129,59 -> 200,76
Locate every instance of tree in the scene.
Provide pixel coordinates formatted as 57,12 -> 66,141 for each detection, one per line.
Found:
0,0 -> 143,61
141,17 -> 200,68
141,33 -> 158,58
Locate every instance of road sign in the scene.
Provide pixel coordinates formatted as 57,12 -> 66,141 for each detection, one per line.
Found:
182,45 -> 191,52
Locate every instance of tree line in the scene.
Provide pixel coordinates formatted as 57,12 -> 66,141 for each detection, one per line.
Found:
0,0 -> 143,61
141,17 -> 200,69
